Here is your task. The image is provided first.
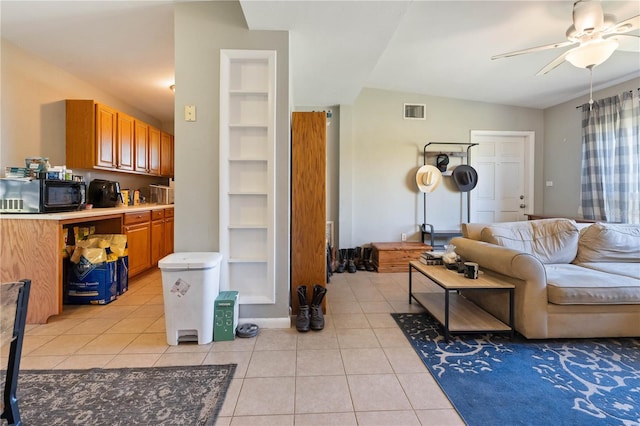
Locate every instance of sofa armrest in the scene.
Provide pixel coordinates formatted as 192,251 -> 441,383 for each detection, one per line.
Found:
450,236 -> 550,338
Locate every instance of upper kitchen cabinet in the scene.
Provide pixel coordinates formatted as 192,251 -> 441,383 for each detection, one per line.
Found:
134,120 -> 149,173
65,101 -> 118,169
66,100 -> 173,177
160,131 -> 174,178
118,112 -> 135,172
148,126 -> 161,175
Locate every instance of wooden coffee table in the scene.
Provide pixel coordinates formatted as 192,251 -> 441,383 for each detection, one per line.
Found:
408,261 -> 515,340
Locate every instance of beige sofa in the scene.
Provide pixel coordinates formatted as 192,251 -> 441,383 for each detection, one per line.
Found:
450,219 -> 640,339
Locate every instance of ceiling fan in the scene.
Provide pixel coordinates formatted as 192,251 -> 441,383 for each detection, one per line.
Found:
492,0 -> 640,75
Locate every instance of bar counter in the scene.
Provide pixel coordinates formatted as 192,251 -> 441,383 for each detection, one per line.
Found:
1,204 -> 173,323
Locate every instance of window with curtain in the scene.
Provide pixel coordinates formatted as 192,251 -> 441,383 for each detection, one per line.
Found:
580,89 -> 640,224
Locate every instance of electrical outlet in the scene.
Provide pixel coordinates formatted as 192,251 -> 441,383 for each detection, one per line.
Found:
401,233 -> 407,241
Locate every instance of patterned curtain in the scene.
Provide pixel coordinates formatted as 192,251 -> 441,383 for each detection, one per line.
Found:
580,90 -> 640,223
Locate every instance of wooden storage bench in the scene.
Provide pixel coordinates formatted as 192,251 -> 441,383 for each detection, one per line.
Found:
371,242 -> 432,273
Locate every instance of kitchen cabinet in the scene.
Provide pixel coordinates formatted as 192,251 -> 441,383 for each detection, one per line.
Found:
164,208 -> 174,256
219,49 -> 276,304
148,126 -> 161,175
124,211 -> 151,277
117,112 -> 135,172
95,103 -> 117,168
134,120 -> 149,173
66,100 -> 173,177
150,208 -> 174,264
150,209 -> 165,265
160,131 -> 174,177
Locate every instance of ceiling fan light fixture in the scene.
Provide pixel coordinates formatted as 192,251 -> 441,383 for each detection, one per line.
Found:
565,38 -> 618,68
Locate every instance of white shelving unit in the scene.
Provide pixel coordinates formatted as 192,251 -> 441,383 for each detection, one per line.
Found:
219,49 -> 276,304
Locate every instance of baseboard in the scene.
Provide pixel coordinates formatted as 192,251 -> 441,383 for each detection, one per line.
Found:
239,317 -> 291,329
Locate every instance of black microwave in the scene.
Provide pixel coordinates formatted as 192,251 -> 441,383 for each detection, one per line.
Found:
0,178 -> 86,213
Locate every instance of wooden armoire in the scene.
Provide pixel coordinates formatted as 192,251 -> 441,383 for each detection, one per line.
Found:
291,112 -> 327,314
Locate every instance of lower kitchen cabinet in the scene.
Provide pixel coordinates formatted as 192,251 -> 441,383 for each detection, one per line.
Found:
151,209 -> 165,265
164,208 -> 174,256
124,211 -> 151,277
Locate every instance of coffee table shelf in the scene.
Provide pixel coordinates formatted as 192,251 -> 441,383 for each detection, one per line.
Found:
409,261 -> 515,340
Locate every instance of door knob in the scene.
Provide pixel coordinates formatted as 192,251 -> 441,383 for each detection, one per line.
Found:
519,195 -> 525,200
520,204 -> 526,208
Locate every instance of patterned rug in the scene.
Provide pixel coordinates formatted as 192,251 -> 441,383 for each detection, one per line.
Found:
392,313 -> 640,426
5,364 -> 236,425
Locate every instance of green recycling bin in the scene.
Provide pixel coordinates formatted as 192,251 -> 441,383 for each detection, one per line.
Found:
214,291 -> 239,341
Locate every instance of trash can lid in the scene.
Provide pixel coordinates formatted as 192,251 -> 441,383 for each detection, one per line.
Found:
158,252 -> 223,270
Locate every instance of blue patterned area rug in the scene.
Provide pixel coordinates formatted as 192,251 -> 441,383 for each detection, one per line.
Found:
6,364 -> 236,425
392,313 -> 640,426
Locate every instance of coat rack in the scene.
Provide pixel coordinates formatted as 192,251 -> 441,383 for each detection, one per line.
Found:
421,142 -> 478,248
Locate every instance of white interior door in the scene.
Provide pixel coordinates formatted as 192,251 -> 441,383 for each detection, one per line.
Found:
469,131 -> 534,223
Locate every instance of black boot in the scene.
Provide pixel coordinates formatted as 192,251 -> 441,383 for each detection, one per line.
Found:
355,246 -> 366,271
363,247 -> 376,272
347,248 -> 357,273
296,285 -> 310,332
335,249 -> 346,273
310,284 -> 327,330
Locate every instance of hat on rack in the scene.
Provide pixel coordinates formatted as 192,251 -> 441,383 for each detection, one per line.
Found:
452,165 -> 478,192
415,165 -> 442,193
436,154 -> 449,172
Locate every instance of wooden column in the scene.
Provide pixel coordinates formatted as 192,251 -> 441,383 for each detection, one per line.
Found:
291,112 -> 327,314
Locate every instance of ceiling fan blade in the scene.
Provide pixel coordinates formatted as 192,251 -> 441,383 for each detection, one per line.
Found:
606,34 -> 640,52
607,14 -> 640,34
492,40 -> 575,60
536,49 -> 573,75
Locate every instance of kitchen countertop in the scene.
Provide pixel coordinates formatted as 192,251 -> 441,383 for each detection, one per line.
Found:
0,204 -> 174,220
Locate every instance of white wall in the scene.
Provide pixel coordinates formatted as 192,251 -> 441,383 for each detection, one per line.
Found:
174,2 -> 290,321
340,87 -> 545,247
0,40 -> 170,190
543,77 -> 640,217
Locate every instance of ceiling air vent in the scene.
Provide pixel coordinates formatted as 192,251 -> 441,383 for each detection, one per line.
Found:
404,103 -> 425,120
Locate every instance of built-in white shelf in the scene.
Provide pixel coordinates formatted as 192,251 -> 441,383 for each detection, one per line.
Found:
220,49 -> 276,305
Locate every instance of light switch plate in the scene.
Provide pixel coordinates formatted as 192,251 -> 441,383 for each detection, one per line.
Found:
185,105 -> 196,122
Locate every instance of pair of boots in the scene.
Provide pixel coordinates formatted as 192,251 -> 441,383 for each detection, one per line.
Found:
336,247 -> 375,273
296,284 -> 327,332
335,248 -> 356,273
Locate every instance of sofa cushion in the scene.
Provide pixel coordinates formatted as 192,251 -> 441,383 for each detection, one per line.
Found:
575,223 -> 640,263
577,262 -> 640,280
480,219 -> 579,264
545,264 -> 640,305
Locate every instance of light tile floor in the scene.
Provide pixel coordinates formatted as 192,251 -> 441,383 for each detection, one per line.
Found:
13,268 -> 464,425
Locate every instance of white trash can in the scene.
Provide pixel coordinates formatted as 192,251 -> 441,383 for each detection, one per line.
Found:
158,252 -> 223,345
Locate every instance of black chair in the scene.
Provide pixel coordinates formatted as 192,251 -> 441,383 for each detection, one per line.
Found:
1,279 -> 31,426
